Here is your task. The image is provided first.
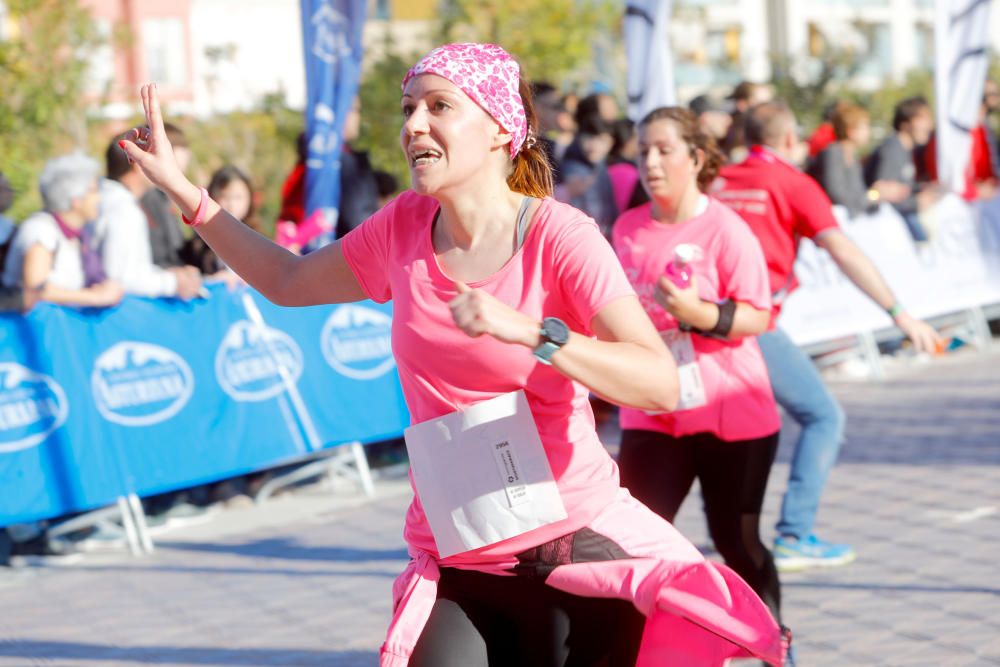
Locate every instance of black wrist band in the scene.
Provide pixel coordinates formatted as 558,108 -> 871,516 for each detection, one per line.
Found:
708,299 -> 736,338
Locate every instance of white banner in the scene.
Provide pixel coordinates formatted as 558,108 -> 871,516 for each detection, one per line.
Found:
779,196 -> 1000,347
624,0 -> 675,121
934,0 -> 994,193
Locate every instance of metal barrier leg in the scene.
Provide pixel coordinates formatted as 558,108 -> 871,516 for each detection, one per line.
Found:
350,441 -> 375,498
117,496 -> 142,557
127,493 -> 154,554
858,331 -> 885,379
968,307 -> 993,350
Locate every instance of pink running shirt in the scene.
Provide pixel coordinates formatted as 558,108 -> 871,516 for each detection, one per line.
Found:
341,191 -> 636,564
612,199 -> 780,441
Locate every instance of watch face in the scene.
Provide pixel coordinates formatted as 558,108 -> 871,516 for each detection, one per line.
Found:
542,317 -> 570,346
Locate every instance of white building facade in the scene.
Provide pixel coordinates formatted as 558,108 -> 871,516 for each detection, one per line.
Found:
671,0 -> 1000,100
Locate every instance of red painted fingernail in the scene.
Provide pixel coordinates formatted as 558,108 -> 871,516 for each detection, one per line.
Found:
118,140 -> 126,149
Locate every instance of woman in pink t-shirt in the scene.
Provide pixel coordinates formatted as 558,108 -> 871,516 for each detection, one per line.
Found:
120,46 -> 786,667
612,106 -> 784,625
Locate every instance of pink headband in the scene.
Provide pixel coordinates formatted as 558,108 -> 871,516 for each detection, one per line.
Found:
402,43 -> 528,158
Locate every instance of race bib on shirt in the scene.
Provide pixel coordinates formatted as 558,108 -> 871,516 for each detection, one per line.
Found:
404,390 -> 568,558
649,329 -> 707,413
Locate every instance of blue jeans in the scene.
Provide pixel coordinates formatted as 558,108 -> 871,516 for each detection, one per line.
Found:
758,328 -> 846,541
900,211 -> 928,243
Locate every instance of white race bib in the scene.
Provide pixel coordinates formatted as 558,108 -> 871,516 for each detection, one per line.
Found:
655,329 -> 707,413
404,390 -> 568,558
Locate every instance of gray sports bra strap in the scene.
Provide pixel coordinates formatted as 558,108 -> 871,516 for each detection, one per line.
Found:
515,196 -> 537,251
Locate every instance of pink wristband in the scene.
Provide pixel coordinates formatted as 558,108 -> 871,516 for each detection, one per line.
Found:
181,187 -> 210,227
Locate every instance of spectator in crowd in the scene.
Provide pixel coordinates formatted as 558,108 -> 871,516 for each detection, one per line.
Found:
336,97 -> 380,239
723,81 -> 773,162
606,118 -> 640,213
276,97 -> 383,247
807,101 -> 844,160
182,165 -> 261,276
559,113 -> 618,236
576,90 -> 620,123
530,81 -> 573,180
97,134 -> 203,299
808,103 -> 881,217
1,153 -> 122,308
864,97 -> 937,243
144,122 -> 192,269
713,101 -> 940,571
278,131 -> 308,227
613,106 -> 784,627
0,171 -> 31,312
689,93 -> 732,146
924,82 -> 1000,201
373,170 -> 399,208
983,78 -> 1000,178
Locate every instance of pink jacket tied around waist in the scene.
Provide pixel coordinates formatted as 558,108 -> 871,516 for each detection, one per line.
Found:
379,489 -> 789,666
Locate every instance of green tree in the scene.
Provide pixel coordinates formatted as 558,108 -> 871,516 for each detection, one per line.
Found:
0,0 -> 105,221
354,31 -> 417,194
436,0 -> 618,88
181,97 -> 303,237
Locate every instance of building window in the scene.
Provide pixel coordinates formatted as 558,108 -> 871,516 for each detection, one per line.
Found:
915,23 -> 933,70
812,0 -> 889,6
142,18 -> 187,88
87,19 -> 115,94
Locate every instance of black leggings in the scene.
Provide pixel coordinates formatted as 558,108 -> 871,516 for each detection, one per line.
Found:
618,429 -> 782,624
410,567 -> 645,667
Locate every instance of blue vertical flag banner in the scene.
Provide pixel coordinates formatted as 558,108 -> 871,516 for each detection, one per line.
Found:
300,0 -> 368,242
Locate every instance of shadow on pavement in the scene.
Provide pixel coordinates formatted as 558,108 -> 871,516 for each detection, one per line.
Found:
783,580 -> 1000,596
776,391 -> 1000,467
156,538 -> 410,563
71,563 -> 403,578
0,641 -> 377,666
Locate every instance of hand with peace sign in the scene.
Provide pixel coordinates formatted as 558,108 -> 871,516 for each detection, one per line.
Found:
117,84 -> 367,307
119,84 -> 207,222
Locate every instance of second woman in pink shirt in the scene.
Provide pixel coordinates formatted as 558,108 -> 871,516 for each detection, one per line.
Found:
612,107 -> 784,625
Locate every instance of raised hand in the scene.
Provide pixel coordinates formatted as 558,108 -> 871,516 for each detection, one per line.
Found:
448,281 -> 541,347
118,84 -> 186,194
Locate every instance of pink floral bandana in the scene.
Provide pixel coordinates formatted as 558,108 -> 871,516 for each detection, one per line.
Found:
402,43 -> 528,158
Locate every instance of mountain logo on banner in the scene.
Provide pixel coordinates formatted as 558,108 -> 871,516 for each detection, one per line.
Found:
321,304 -> 395,380
216,320 -> 304,402
0,362 -> 69,453
92,342 -> 195,427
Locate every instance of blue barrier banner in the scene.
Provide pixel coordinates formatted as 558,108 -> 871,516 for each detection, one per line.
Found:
300,0 -> 368,229
0,286 -> 409,526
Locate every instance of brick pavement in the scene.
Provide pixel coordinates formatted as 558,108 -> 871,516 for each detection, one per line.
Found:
1,348 -> 998,666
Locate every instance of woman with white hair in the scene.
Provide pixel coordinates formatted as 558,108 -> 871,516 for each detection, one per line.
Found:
1,153 -> 123,308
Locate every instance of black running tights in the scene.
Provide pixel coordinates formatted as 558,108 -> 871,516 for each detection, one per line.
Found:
409,567 -> 646,667
617,429 -> 782,624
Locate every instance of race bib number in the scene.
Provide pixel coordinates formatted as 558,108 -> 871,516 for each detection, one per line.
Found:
660,329 -> 707,412
404,390 -> 567,558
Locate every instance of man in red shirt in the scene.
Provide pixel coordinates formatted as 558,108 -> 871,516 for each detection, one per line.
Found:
713,101 -> 939,571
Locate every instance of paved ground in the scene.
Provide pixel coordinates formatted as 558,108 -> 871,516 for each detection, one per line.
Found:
1,347 -> 998,666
